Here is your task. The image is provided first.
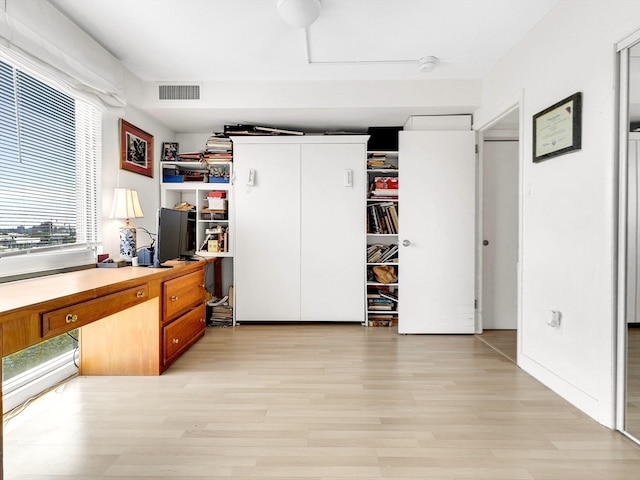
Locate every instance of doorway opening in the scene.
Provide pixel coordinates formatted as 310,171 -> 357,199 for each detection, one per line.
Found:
476,108 -> 520,363
617,29 -> 640,445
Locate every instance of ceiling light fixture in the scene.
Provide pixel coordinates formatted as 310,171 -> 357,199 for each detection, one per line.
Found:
277,0 -> 322,28
418,56 -> 438,73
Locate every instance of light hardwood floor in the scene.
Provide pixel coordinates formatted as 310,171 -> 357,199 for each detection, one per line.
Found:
475,329 -> 517,363
4,323 -> 639,479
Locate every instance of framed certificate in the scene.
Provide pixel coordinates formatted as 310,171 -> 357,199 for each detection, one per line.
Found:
533,92 -> 582,163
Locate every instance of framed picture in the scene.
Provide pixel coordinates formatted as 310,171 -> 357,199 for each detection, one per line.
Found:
120,119 -> 153,177
161,142 -> 179,161
533,92 -> 582,163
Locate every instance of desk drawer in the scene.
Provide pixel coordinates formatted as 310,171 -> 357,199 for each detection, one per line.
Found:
163,303 -> 206,366
163,270 -> 204,321
42,284 -> 149,338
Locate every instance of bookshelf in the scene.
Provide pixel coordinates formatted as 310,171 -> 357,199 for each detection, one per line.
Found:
366,151 -> 399,326
160,160 -> 233,258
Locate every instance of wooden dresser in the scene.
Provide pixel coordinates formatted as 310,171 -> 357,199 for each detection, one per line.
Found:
0,258 -> 213,479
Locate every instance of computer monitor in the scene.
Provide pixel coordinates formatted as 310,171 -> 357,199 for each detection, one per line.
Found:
152,207 -> 196,267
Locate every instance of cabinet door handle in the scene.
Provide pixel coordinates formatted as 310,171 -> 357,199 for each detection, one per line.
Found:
402,239 -> 411,247
247,168 -> 256,186
171,295 -> 178,302
65,313 -> 78,323
344,169 -> 353,187
172,338 -> 180,344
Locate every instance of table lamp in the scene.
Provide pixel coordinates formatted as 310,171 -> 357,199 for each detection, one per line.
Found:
109,188 -> 144,259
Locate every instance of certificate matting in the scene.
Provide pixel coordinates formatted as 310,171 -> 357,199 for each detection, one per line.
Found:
533,92 -> 582,163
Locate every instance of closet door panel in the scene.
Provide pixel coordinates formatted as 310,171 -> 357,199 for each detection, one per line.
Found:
234,143 -> 301,322
398,131 -> 476,334
300,143 -> 366,322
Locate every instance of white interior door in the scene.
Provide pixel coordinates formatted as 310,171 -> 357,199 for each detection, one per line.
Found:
233,143 -> 301,322
300,143 -> 366,322
398,131 -> 476,334
482,141 -> 519,329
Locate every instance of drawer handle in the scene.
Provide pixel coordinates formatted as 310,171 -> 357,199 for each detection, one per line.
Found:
65,313 -> 78,323
172,338 -> 180,344
171,295 -> 178,302
136,290 -> 145,298
200,318 -> 205,324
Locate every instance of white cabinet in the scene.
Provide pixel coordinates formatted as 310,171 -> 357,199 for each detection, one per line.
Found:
232,135 -> 368,323
398,131 -> 476,334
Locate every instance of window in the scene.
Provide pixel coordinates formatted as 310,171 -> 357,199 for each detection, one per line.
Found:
0,58 -> 102,411
0,58 -> 102,271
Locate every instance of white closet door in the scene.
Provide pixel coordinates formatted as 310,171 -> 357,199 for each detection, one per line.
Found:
234,143 -> 301,322
398,131 -> 476,333
300,143 -> 366,322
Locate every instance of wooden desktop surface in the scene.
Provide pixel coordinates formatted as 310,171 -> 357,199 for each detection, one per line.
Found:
0,263 -> 198,320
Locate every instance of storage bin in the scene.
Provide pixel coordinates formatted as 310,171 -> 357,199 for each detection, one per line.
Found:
163,175 -> 183,183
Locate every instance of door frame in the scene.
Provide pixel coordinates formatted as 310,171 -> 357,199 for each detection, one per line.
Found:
474,102 -> 524,359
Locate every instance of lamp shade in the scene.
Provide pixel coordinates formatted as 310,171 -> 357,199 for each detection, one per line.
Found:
277,0 -> 321,28
109,188 -> 144,220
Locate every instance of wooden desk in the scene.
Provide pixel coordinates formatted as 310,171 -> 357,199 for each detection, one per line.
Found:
0,259 -> 213,479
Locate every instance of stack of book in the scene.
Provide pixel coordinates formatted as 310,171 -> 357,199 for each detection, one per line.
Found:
367,243 -> 399,263
367,287 -> 398,327
367,152 -> 397,170
203,133 -> 232,162
369,176 -> 398,199
367,202 -> 399,234
199,225 -> 228,253
211,304 -> 233,324
176,151 -> 202,161
207,295 -> 233,326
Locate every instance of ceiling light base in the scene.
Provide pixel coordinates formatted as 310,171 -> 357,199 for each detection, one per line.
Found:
277,0 -> 322,28
418,56 -> 438,73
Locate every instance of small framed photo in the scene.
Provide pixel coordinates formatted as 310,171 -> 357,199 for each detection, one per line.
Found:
533,92 -> 582,163
120,119 -> 154,177
161,142 -> 179,162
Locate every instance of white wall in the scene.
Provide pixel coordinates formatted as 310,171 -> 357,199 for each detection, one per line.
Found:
101,70 -> 176,258
475,1 -> 640,427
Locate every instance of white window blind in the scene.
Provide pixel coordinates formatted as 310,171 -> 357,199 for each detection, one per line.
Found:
0,58 -> 102,274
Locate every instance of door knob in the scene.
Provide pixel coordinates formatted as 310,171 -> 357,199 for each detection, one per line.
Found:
402,239 -> 411,247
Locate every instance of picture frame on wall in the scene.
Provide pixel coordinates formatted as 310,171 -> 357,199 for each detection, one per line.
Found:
161,142 -> 179,161
533,92 -> 582,163
120,119 -> 154,177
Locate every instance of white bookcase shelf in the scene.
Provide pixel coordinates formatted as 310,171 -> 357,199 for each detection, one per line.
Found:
366,150 -> 399,326
160,161 -> 233,258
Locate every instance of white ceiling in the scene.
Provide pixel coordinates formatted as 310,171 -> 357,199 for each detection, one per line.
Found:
49,0 -> 562,132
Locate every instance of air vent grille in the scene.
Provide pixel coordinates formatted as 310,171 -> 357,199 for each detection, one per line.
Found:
158,85 -> 200,100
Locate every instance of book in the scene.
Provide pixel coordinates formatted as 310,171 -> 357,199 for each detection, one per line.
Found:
374,177 -> 398,189
199,234 -> 211,251
254,125 -> 305,136
379,291 -> 399,302
224,124 -> 305,136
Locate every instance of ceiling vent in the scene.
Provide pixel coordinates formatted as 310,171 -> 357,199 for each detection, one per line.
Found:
158,85 -> 200,100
